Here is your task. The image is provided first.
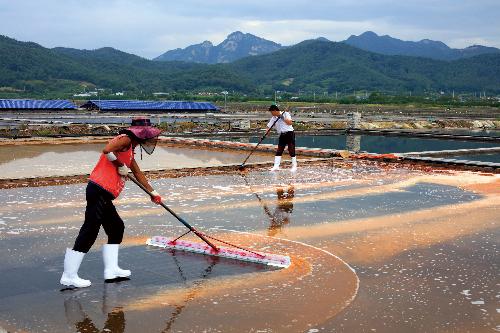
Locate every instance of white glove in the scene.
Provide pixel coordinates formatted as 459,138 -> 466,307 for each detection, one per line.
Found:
117,165 -> 129,176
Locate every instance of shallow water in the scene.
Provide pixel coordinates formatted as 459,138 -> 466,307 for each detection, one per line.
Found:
0,143 -> 272,179
448,153 -> 500,163
275,134 -> 496,151
0,163 -> 498,332
220,134 -> 500,162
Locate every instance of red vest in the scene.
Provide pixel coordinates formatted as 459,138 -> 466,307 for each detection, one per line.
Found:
89,134 -> 133,198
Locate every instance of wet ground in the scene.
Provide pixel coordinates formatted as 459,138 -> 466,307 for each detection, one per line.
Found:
0,161 -> 498,332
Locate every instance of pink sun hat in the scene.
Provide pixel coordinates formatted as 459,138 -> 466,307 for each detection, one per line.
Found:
121,117 -> 162,141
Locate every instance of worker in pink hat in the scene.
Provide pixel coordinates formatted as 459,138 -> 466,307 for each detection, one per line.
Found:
60,117 -> 163,288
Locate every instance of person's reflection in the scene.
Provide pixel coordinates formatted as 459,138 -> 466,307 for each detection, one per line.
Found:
345,133 -> 361,153
64,284 -> 126,333
266,185 -> 295,236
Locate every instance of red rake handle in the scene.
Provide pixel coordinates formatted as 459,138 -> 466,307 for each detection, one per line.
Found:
202,232 -> 265,259
127,174 -> 218,251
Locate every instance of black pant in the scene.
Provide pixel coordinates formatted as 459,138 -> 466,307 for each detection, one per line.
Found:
73,182 -> 124,253
276,131 -> 296,157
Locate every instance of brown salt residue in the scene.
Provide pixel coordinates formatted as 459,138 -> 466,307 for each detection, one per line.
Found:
404,171 -> 499,192
123,232 -> 358,332
461,177 -> 500,194
282,196 -> 499,265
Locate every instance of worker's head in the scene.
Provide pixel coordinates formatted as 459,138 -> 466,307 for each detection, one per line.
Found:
119,117 -> 162,154
268,104 -> 281,117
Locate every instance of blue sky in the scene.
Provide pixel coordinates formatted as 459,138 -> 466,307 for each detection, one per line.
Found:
1,0 -> 498,59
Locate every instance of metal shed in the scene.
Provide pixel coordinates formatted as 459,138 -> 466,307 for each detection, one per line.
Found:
0,99 -> 77,110
80,100 -> 219,112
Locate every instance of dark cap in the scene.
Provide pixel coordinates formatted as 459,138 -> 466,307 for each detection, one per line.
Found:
269,104 -> 279,111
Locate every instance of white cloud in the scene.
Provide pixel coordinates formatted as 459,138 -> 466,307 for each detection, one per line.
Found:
0,0 -> 499,57
238,19 -> 380,45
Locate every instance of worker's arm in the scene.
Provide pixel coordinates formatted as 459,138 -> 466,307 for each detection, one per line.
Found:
130,159 -> 162,204
102,136 -> 132,170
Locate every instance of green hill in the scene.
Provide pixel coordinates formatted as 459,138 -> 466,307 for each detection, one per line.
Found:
0,35 -> 252,95
1,35 -> 499,97
229,40 -> 500,94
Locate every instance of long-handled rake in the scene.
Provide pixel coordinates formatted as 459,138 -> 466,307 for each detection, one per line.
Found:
128,174 -> 291,268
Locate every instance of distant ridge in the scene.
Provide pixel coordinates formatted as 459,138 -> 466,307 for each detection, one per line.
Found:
1,34 -> 499,95
155,30 -> 499,63
154,31 -> 282,63
343,31 -> 500,60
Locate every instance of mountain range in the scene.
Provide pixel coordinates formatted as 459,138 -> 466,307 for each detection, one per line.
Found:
154,31 -> 282,64
344,31 -> 500,61
154,31 -> 500,64
1,33 -> 499,96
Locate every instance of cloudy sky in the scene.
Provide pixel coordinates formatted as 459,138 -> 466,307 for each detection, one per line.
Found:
1,0 -> 498,59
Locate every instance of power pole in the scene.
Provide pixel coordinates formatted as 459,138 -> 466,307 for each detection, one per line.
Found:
221,91 -> 228,111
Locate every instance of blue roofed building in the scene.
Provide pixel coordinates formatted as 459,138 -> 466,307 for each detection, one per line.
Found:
0,99 -> 77,110
80,100 -> 220,112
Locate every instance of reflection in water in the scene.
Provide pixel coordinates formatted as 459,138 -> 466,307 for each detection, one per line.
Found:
64,287 -> 125,333
242,175 -> 296,236
345,134 -> 361,153
62,254 -> 219,333
162,252 -> 219,332
244,179 -> 295,237
266,185 -> 295,236
102,281 -> 128,315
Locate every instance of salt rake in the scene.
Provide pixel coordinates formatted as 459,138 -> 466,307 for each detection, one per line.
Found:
128,175 -> 291,268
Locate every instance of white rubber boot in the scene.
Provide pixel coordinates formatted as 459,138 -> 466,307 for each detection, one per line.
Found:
290,157 -> 298,172
60,248 -> 92,288
103,244 -> 131,280
270,156 -> 281,171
